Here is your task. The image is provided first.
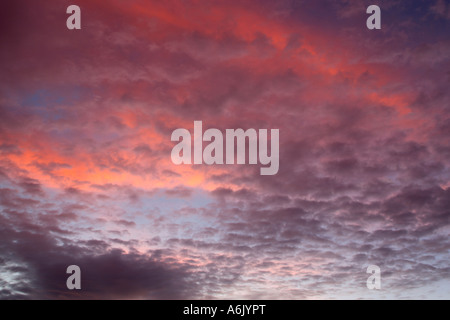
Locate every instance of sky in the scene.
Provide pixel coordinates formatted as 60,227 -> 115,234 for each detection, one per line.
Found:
0,0 -> 449,299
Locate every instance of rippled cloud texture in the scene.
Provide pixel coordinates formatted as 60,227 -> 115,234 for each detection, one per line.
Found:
0,0 -> 449,299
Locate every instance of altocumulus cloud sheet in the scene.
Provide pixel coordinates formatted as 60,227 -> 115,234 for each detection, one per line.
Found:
0,0 -> 449,300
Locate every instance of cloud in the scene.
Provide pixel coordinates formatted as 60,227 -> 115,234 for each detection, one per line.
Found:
0,0 -> 449,299
430,0 -> 450,20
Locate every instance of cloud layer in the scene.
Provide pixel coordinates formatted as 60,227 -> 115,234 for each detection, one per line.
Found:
0,0 -> 449,299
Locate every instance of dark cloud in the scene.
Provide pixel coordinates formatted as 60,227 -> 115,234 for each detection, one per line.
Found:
164,186 -> 194,198
0,203 -> 202,300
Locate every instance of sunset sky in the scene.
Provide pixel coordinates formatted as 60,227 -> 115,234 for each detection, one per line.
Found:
0,0 -> 449,299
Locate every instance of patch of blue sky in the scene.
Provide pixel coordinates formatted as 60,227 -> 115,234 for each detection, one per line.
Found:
20,86 -> 92,121
126,188 -> 214,227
